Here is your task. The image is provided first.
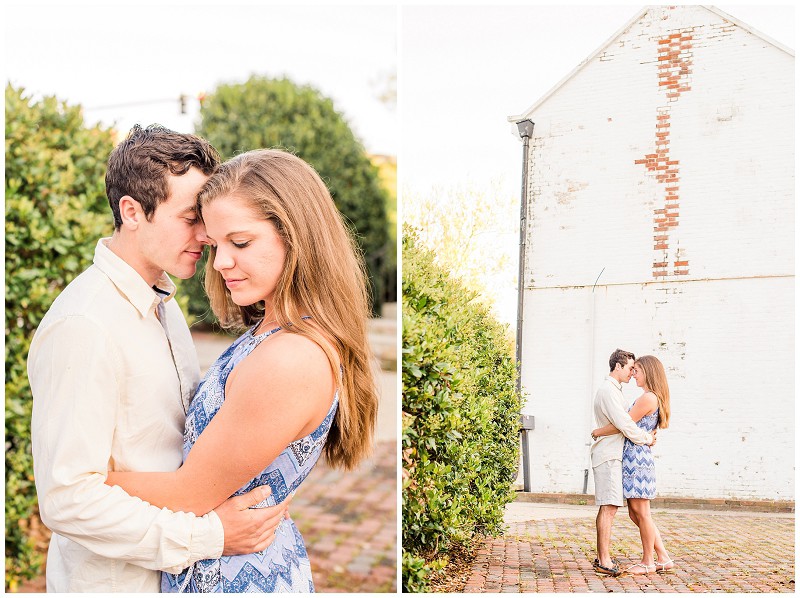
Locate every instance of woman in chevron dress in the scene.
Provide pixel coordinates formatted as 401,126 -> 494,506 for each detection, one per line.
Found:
592,355 -> 673,575
104,149 -> 378,591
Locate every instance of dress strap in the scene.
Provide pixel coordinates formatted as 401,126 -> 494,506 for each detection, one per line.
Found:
252,315 -> 312,339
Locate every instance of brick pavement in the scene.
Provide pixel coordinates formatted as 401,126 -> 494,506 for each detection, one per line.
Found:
464,505 -> 794,593
291,439 -> 397,593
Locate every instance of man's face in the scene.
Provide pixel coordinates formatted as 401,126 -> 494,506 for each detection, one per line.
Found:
619,358 -> 635,383
136,167 -> 209,281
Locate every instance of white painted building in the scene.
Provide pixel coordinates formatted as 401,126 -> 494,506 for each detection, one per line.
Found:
509,6 -> 794,501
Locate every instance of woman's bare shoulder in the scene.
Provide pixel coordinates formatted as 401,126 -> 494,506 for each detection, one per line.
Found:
639,391 -> 658,408
253,331 -> 330,373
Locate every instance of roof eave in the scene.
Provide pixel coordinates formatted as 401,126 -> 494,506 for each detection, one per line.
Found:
507,5 -> 795,135
507,5 -> 650,129
704,5 -> 795,57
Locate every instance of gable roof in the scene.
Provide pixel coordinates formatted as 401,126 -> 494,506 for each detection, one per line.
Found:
507,5 -> 795,128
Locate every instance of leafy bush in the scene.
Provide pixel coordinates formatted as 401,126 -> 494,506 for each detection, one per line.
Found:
402,228 -> 521,592
5,85 -> 117,589
183,75 -> 391,323
401,551 -> 439,593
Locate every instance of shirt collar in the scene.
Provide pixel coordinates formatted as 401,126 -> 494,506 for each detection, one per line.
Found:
93,238 -> 176,318
606,375 -> 623,391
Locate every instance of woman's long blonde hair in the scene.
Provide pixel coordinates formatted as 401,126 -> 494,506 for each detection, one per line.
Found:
635,355 -> 670,429
198,149 -> 378,470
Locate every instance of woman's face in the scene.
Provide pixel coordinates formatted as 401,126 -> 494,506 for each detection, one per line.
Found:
632,363 -> 646,388
203,194 -> 287,310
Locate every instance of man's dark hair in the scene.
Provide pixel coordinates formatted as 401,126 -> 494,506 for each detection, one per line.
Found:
609,348 -> 635,372
105,124 -> 221,229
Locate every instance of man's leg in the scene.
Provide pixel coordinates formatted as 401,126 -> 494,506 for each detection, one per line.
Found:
596,504 -> 618,568
592,459 -> 623,571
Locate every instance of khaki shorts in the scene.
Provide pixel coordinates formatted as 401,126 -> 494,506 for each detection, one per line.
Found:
593,460 -> 623,506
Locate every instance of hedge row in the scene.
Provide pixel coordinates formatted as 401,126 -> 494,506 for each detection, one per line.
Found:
402,228 -> 521,592
5,84 -> 118,589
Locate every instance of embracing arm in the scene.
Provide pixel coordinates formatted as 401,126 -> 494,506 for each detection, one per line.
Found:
30,316 -> 223,573
592,422 -> 619,439
596,388 -> 653,446
105,332 -> 335,517
627,393 -> 658,424
592,394 -> 657,439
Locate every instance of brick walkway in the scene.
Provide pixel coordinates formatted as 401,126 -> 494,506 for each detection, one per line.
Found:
291,439 -> 397,593
465,504 -> 794,593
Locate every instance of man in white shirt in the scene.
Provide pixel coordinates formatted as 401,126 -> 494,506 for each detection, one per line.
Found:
29,125 -> 286,592
589,349 -> 655,577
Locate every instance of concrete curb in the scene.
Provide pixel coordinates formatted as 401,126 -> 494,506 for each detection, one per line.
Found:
515,491 -> 795,513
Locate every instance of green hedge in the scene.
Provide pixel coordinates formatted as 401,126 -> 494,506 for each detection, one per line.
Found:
401,228 -> 521,592
5,85 -> 117,589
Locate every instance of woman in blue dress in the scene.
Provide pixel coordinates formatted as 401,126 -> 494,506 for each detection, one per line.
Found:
592,355 -> 673,575
104,149 -> 378,591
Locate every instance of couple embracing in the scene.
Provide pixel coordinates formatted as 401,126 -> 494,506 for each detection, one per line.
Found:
29,125 -> 377,592
590,349 -> 675,577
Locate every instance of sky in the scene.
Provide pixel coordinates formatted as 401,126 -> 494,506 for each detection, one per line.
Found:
400,4 -> 795,324
401,4 -> 795,191
4,3 -> 795,324
5,4 -> 792,191
4,4 -> 397,156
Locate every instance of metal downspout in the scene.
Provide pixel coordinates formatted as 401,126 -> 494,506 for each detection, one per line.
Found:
516,119 -> 534,493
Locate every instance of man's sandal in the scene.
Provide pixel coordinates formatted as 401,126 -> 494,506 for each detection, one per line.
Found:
655,558 -> 675,573
592,558 -> 621,577
624,563 -> 656,575
593,557 -> 619,566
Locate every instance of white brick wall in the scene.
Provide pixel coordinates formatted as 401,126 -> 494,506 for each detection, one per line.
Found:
518,6 -> 794,500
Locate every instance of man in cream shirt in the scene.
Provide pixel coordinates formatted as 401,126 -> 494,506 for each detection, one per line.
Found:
29,125 -> 285,592
589,349 -> 655,577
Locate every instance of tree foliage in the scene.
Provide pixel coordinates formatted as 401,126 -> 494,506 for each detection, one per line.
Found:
180,75 -> 392,324
402,227 -> 521,591
404,182 -> 518,311
5,84 -> 117,589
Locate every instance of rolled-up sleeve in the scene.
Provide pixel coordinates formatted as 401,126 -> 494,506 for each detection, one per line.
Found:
30,315 -> 223,573
598,389 -> 653,446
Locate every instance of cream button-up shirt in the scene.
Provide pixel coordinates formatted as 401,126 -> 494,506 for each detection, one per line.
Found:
29,239 -> 223,592
590,376 -> 654,467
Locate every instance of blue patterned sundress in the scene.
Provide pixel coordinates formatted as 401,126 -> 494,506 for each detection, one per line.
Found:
621,402 -> 658,500
162,323 -> 338,593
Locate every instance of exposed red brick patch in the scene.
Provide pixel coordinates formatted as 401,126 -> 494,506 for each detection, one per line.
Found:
637,31 -> 693,278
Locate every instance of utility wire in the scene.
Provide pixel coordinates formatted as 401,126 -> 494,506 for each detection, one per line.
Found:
86,95 -> 191,113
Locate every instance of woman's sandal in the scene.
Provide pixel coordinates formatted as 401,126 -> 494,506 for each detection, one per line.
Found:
624,563 -> 656,575
655,558 -> 675,573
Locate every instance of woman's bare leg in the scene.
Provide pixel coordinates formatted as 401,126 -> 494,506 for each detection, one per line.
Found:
629,501 -> 671,563
627,501 -> 640,527
652,521 -> 673,568
627,499 -> 656,570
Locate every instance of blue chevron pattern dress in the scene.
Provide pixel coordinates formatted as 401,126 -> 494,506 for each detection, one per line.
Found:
162,323 -> 338,593
621,402 -> 659,499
